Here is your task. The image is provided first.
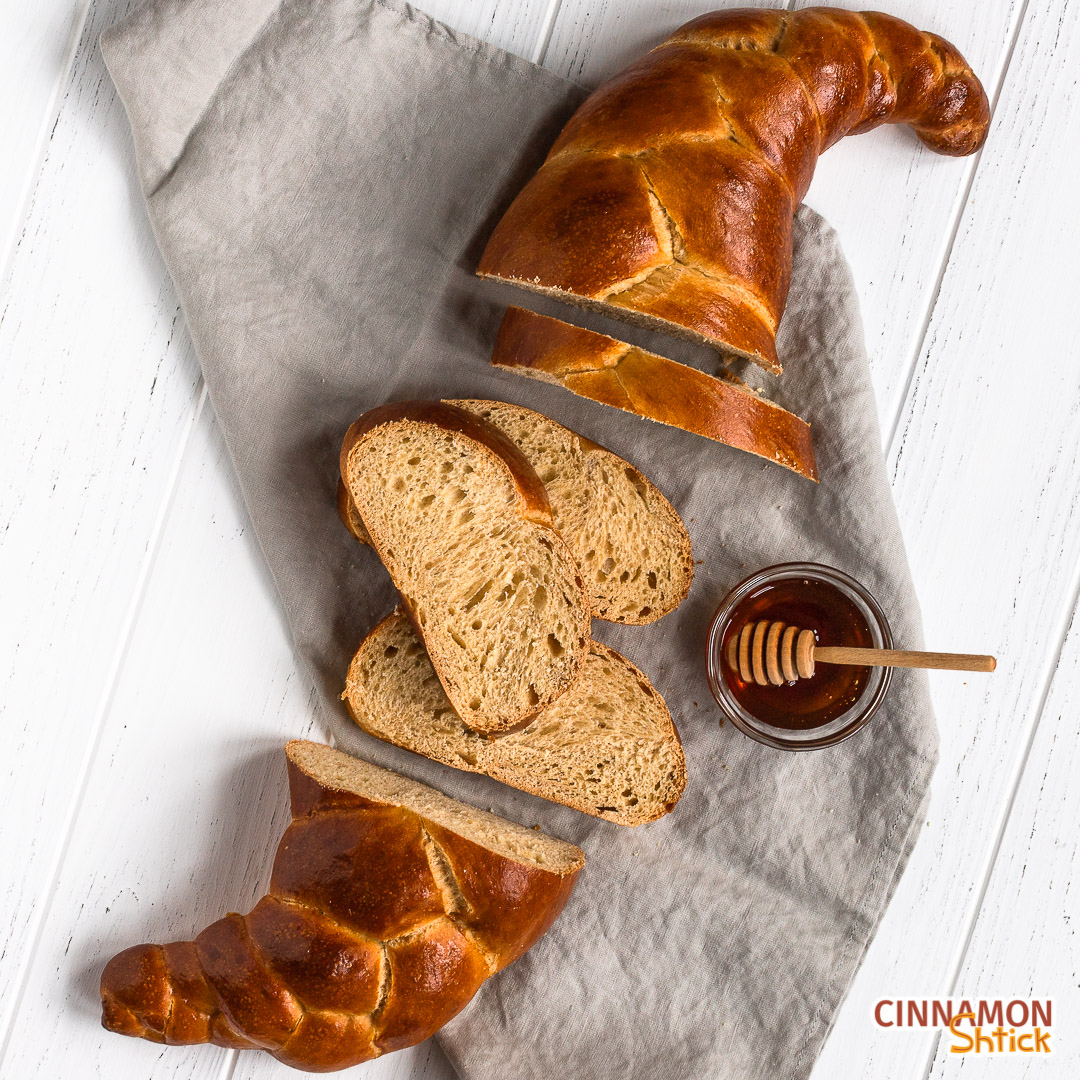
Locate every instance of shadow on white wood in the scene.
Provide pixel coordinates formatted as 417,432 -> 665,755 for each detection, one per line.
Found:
544,0 -> 783,86
419,0 -> 556,61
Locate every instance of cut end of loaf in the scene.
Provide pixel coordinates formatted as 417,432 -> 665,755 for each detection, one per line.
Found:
286,741 -> 585,874
490,307 -> 817,481
477,269 -> 781,376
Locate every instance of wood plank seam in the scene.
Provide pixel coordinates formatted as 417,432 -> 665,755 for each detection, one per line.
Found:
884,0 -> 1033,458
917,546 -> 1080,1080
216,1045 -> 240,1080
532,0 -> 564,65
0,1 -> 93,309
0,380 -> 209,1070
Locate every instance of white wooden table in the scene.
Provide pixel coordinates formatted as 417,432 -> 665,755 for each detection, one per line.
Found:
2,1 -> 1078,1077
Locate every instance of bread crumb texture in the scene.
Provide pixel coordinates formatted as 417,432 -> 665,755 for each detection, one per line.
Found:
345,613 -> 686,826
345,416 -> 589,732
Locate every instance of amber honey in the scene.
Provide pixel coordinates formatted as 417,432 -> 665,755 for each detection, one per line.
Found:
720,576 -> 875,730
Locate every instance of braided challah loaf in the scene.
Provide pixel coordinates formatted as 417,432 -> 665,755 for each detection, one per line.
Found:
100,742 -> 584,1071
478,7 -> 990,376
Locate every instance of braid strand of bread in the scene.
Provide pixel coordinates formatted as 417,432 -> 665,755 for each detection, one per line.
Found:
477,7 -> 990,375
100,744 -> 582,1072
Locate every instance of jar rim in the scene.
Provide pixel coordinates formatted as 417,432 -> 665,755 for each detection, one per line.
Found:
705,562 -> 894,751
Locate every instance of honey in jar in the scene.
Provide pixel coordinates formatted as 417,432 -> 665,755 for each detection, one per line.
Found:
719,575 -> 875,730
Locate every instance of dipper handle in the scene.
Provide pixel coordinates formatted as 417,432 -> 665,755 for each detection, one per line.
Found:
727,620 -> 997,686
813,646 -> 997,672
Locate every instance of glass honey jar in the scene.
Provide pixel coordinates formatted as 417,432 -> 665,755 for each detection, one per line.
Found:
706,562 -> 894,750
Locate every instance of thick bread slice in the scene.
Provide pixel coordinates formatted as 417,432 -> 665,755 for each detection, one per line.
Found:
343,612 -> 686,826
340,401 -> 590,733
491,308 -> 817,481
339,399 -> 693,624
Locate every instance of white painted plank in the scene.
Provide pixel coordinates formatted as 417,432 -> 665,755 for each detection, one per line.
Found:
0,1 -> 550,1076
0,0 -> 204,1053
0,0 -> 85,286
813,0 -> 1080,1076
0,401 -> 324,1080
791,0 -> 1024,438
542,0 -> 1023,435
928,596 -> 1080,1077
419,0 -> 556,62
543,0 -> 784,85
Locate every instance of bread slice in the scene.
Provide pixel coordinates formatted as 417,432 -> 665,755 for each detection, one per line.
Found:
490,308 -> 817,481
343,611 -> 686,826
286,740 -> 585,874
340,401 -> 590,733
339,399 -> 693,624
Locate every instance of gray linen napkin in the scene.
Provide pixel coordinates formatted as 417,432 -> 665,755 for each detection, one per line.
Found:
101,2 -> 937,1078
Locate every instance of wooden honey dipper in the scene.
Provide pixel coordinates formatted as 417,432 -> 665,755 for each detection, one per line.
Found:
726,620 -> 997,687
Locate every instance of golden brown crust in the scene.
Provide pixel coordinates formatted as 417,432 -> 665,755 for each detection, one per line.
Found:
194,913 -> 302,1049
337,477 -> 367,542
474,154 -> 672,302
100,744 -> 582,1071
424,823 -> 580,968
374,919 -> 492,1054
492,308 -> 817,481
478,9 -> 989,373
272,1011 -> 377,1072
100,944 -> 171,1043
339,400 -> 553,530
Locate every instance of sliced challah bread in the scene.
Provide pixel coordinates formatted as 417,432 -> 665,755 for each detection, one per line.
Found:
101,741 -> 583,1071
340,401 -> 590,733
344,612 -> 686,826
339,399 -> 693,624
491,307 -> 817,480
